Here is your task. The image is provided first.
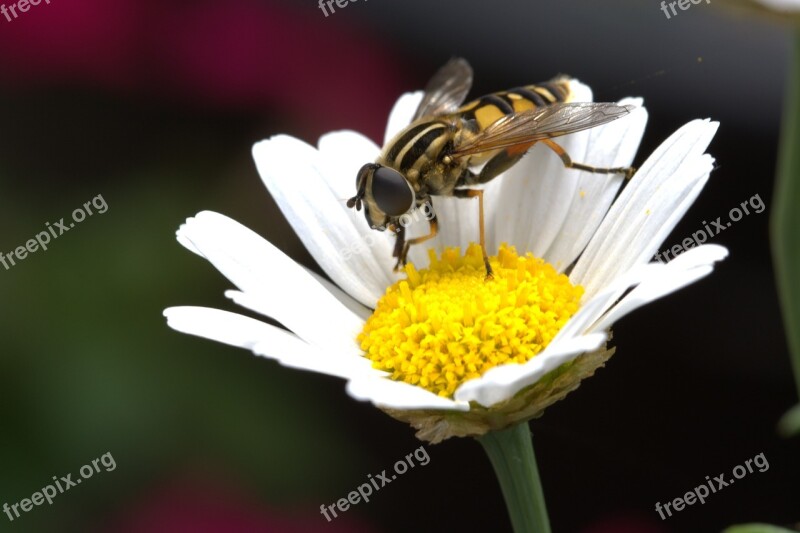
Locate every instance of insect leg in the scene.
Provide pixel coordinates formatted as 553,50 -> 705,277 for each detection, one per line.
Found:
393,216 -> 439,271
390,223 -> 406,269
452,189 -> 493,280
540,139 -> 636,179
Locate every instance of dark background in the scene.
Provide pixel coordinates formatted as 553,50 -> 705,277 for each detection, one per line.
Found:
0,1 -> 797,532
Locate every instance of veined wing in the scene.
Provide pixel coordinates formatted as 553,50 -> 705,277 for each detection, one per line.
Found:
412,58 -> 473,121
451,102 -> 635,157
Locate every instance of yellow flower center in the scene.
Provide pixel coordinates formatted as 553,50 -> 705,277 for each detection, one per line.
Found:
358,244 -> 584,398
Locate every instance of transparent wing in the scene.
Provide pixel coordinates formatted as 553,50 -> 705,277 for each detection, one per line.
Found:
412,58 -> 473,121
451,102 -> 635,157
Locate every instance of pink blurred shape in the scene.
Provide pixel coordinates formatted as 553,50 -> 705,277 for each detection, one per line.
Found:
106,475 -> 377,533
0,0 -> 409,139
581,512 -> 672,533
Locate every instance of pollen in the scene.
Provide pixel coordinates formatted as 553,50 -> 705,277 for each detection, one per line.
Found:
358,244 -> 584,398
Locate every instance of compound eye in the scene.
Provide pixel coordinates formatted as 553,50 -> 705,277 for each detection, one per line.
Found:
371,166 -> 414,217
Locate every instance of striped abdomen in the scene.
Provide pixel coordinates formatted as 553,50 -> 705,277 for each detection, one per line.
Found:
456,78 -> 573,132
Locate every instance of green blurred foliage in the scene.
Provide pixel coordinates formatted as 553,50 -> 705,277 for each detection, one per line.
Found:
0,89 -> 365,531
778,403 -> 800,437
724,525 -> 799,533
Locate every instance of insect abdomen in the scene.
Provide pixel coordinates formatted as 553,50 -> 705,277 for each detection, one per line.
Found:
457,78 -> 573,132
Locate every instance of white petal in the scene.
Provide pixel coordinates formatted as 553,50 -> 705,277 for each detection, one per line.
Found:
542,99 -> 648,271
253,135 -> 395,307
665,242 -> 730,269
164,306 -> 307,352
176,211 -> 364,350
590,244 -> 728,332
251,340 -> 381,381
164,306 -> 379,381
304,267 -> 372,320
177,232 -> 202,256
552,263 -> 664,343
224,290 -> 361,358
316,130 -> 382,204
453,333 -> 608,407
384,91 -> 423,144
571,120 -> 719,298
346,376 -> 470,411
567,78 -> 593,104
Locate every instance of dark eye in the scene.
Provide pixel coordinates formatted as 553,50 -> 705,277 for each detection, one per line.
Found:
371,166 -> 415,216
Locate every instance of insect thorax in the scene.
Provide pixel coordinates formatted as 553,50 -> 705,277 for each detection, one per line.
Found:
379,118 -> 465,197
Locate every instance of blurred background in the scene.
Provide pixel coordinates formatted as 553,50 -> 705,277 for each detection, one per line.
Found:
0,0 -> 798,532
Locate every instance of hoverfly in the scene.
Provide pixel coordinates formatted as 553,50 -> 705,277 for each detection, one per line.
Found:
347,58 -> 636,278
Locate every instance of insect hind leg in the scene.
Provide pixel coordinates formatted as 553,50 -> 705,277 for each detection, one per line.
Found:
541,139 -> 636,180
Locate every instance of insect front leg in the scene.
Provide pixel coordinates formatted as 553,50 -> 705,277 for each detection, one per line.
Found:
390,224 -> 406,270
391,215 -> 439,272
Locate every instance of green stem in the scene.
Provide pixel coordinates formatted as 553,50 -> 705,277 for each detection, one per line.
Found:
771,29 -> 800,401
477,423 -> 551,533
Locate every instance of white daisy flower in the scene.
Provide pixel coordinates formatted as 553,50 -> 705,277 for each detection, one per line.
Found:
164,79 -> 726,443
